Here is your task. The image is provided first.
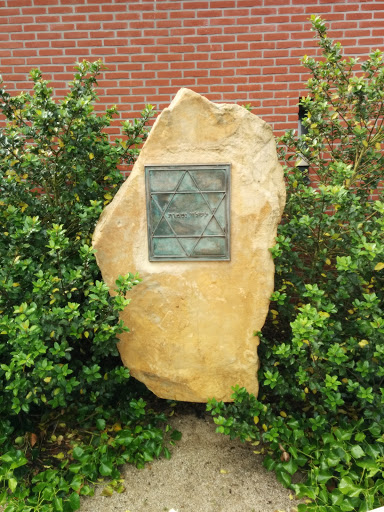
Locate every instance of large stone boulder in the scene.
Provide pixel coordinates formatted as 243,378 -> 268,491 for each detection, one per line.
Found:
92,88 -> 285,402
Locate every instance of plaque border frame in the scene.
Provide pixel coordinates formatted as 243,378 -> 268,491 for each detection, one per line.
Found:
145,163 -> 231,262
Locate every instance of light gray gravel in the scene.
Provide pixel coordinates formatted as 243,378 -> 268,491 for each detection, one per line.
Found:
80,404 -> 301,512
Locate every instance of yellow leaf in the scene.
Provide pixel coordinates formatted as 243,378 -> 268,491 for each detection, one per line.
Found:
280,411 -> 287,418
262,424 -> 268,432
375,142 -> 381,150
348,309 -> 354,315
271,309 -> 279,316
303,339 -> 309,345
53,452 -> 65,460
43,377 -> 52,383
220,469 -> 229,474
253,416 -> 259,424
104,373 -> 108,380
319,311 -> 330,318
359,339 -> 369,348
101,486 -> 113,497
374,262 -> 384,271
331,112 -> 338,120
89,153 -> 94,160
325,258 -> 331,265
362,140 -> 368,147
84,331 -> 89,338
58,139 -> 64,147
253,450 -> 262,454
310,123 -> 317,129
342,378 -> 348,383
304,387 -> 309,394
12,283 -> 20,287
113,423 -> 122,432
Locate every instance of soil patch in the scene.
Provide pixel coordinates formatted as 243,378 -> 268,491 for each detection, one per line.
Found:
80,403 -> 301,512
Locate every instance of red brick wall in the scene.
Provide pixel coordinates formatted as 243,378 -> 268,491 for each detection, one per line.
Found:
1,0 -> 384,138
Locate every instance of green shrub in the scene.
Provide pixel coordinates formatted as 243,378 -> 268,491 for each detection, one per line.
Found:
208,17 -> 384,512
0,61 -> 177,511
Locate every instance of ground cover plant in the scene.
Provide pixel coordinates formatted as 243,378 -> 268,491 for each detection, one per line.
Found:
208,16 -> 384,512
0,60 -> 180,511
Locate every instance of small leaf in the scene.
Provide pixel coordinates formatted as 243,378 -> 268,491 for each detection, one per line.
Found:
339,476 -> 362,497
276,468 -> 292,487
96,418 -> 106,431
99,461 -> 113,476
350,445 -> 365,459
53,497 -> 64,511
220,469 -> 229,474
101,485 -> 114,497
374,262 -> 384,271
89,153 -> 94,160
8,477 -> 17,492
72,446 -> 84,460
69,492 -> 80,511
281,451 -> 290,462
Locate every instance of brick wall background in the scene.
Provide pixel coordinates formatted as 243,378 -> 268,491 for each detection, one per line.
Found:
1,0 -> 384,138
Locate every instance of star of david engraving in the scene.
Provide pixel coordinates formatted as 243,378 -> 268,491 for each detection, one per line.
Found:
145,164 -> 231,261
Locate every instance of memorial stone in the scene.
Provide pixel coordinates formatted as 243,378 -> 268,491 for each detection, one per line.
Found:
93,88 -> 285,402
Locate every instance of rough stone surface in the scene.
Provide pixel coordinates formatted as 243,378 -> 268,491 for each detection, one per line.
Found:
92,88 -> 285,402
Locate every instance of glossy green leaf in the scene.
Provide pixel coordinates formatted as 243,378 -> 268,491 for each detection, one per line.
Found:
339,477 -> 362,498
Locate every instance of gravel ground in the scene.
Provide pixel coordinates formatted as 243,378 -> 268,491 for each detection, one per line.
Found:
80,403 -> 301,512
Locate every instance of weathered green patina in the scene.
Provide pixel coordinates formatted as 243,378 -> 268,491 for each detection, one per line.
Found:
145,164 -> 230,261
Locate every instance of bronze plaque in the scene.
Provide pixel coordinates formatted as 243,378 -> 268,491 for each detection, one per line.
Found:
145,164 -> 230,261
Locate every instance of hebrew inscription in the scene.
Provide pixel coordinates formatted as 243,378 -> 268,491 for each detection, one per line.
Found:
145,164 -> 231,261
